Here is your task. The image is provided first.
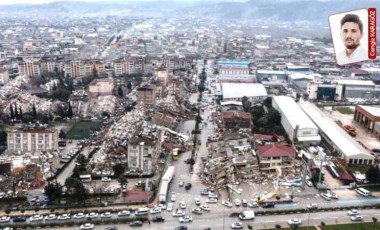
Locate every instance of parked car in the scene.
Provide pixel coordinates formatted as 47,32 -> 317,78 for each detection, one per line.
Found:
173,209 -> 185,217
192,207 -> 203,215
200,205 -> 211,211
305,180 -> 313,187
234,198 -> 241,206
150,207 -> 162,214
57,214 -> 71,220
307,203 -> 318,209
101,177 -> 111,182
347,209 -> 359,216
350,215 -> 363,221
100,212 -> 112,218
73,213 -> 86,219
0,216 -> 10,223
80,223 -> 94,230
200,189 -> 209,195
222,201 -> 233,208
30,215 -> 43,222
185,183 -> 192,190
152,215 -> 165,222
167,203 -> 174,212
171,192 -> 176,202
179,201 -> 187,209
231,222 -> 243,229
320,193 -> 332,201
175,226 -> 188,230
261,203 -> 275,208
206,198 -> 218,203
288,218 -> 302,225
44,214 -> 57,221
129,220 -> 143,226
117,210 -> 130,216
248,202 -> 259,208
13,216 -> 27,222
179,215 -> 193,223
179,181 -> 184,187
86,212 -> 98,218
194,198 -> 201,205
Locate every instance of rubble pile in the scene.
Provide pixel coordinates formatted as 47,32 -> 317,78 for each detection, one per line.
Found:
91,95 -> 117,114
5,93 -> 53,114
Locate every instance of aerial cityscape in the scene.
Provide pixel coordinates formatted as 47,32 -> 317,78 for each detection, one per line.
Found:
0,0 -> 379,230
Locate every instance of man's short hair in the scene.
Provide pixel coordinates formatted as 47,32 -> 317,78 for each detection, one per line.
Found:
341,14 -> 363,34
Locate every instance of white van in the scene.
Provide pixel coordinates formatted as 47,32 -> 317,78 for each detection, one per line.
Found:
355,188 -> 370,197
135,208 -> 149,216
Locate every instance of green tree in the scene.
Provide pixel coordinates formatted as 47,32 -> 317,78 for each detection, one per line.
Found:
19,107 -> 23,118
118,86 -> 124,97
21,114 -> 33,123
250,106 -> 264,121
10,105 -> 14,120
44,182 -> 63,204
127,81 -> 132,90
117,175 -> 128,188
64,178 -> 88,203
263,97 -> 272,108
266,108 -> 281,125
14,104 -> 19,120
112,164 -> 125,175
241,96 -> 251,112
59,129 -> 66,140
32,104 -> 37,121
366,166 -> 380,183
67,103 -> 73,119
76,154 -> 88,171
0,129 -> 6,145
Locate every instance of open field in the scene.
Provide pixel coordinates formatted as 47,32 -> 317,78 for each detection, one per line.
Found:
66,121 -> 101,139
336,107 -> 354,114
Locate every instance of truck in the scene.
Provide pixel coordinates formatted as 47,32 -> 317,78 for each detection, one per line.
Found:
239,210 -> 255,220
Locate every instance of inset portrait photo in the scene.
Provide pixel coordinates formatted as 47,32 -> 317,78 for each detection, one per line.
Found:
329,9 -> 375,66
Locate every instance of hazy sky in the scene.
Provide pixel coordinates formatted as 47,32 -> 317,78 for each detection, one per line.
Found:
0,0 -> 250,5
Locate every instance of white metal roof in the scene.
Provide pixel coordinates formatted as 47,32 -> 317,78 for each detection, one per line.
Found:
300,102 -> 374,159
358,105 -> 380,117
257,70 -> 287,75
221,83 -> 267,99
273,96 -> 318,131
335,79 -> 375,87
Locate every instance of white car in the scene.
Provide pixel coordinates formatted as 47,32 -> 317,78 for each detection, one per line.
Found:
167,203 -> 174,212
200,189 -> 209,195
305,180 -> 313,187
80,223 -> 94,230
206,198 -> 218,203
231,222 -> 243,229
100,212 -> 112,218
156,204 -> 167,210
194,198 -> 201,205
248,202 -> 259,208
180,201 -> 186,209
178,215 -> 193,223
307,203 -> 318,209
222,201 -> 233,208
101,177 -> 111,182
57,214 -> 71,220
234,198 -> 241,206
150,207 -> 162,214
192,207 -> 202,215
288,218 -> 302,225
347,209 -> 359,216
117,210 -> 130,216
208,192 -> 218,198
86,212 -> 98,218
200,205 -> 211,211
351,215 -> 363,221
179,181 -> 184,187
320,193 -> 331,201
172,209 -> 185,217
44,214 -> 57,221
73,213 -> 86,219
30,214 -> 43,222
0,216 -> 10,223
171,193 -> 176,202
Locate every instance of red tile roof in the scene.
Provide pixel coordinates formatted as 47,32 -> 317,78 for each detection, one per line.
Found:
222,111 -> 251,121
256,144 -> 295,157
255,134 -> 285,142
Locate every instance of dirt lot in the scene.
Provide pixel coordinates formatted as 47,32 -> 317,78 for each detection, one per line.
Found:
325,106 -> 380,150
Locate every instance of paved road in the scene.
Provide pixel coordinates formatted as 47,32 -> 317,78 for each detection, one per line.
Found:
41,209 -> 380,230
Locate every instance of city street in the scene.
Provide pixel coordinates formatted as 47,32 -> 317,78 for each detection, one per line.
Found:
41,209 -> 380,230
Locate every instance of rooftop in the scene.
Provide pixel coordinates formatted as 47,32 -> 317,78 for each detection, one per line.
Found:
221,83 -> 267,99
256,143 -> 295,158
357,105 -> 380,117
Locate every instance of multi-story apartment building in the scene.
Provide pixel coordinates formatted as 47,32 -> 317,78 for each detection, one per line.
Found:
18,58 -> 41,77
155,66 -> 169,86
136,85 -> 156,105
127,137 -> 158,174
256,143 -> 295,171
0,67 -> 9,85
65,59 -> 106,78
7,127 -> 58,154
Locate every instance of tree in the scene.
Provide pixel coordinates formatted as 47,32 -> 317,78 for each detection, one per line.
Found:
0,129 -> 6,145
59,129 -> 66,140
267,108 -> 281,125
112,164 -> 125,175
118,86 -> 124,97
19,107 -> 23,118
263,97 -> 272,108
117,175 -> 128,188
242,96 -> 251,112
127,81 -> 132,90
64,178 -> 88,203
67,103 -> 73,119
21,114 -> 33,123
76,154 -> 88,171
52,82 -> 57,91
14,104 -> 19,120
44,182 -> 63,204
32,104 -> 37,120
10,105 -> 14,120
366,166 -> 380,183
